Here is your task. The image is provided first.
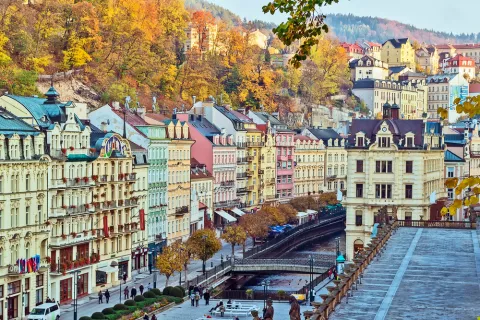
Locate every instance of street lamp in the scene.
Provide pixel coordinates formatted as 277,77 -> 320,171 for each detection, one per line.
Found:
260,280 -> 270,317
110,261 -> 120,303
70,270 -> 81,320
202,235 -> 207,274
309,255 -> 315,302
153,270 -> 158,289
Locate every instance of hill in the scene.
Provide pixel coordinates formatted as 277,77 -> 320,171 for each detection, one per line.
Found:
324,14 -> 479,44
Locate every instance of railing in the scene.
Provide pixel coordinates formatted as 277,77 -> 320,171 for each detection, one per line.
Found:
237,173 -> 248,179
214,199 -> 241,209
327,175 -> 337,180
98,175 -> 108,183
237,157 -> 247,164
259,169 -> 264,174
235,258 -> 334,268
175,206 -> 189,215
247,156 -> 255,162
50,208 -> 66,217
246,170 -> 254,176
236,187 -> 248,194
247,185 -> 254,191
247,142 -> 265,147
244,211 -> 346,258
67,205 -> 92,215
184,260 -> 233,288
50,179 -> 67,189
125,173 -> 137,181
236,142 -> 247,148
66,179 -> 90,187
51,255 -> 100,274
397,219 -> 476,229
221,181 -> 235,187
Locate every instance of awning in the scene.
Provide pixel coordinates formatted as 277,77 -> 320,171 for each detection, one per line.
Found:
306,209 -> 318,214
96,266 -> 117,273
215,210 -> 237,222
231,207 -> 245,217
297,212 -> 308,218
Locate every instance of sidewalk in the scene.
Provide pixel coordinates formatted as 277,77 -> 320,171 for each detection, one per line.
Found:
61,240 -> 251,318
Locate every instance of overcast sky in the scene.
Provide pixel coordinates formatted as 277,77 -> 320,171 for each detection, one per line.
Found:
208,0 -> 478,34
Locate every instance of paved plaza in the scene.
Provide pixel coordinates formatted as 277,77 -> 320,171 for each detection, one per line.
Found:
330,227 -> 480,320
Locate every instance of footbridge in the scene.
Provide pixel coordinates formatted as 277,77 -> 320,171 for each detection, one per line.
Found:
232,257 -> 335,273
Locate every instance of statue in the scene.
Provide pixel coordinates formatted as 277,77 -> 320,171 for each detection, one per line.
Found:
251,310 -> 260,320
263,299 -> 274,320
289,296 -> 301,320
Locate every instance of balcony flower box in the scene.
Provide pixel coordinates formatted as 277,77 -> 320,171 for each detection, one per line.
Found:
69,146 -> 74,151
118,173 -> 124,180
62,177 -> 67,183
75,177 -> 80,183
71,232 -> 77,237
45,221 -> 51,226
70,205 -> 77,209
83,230 -> 89,236
83,177 -> 89,183
61,148 -> 67,154
119,200 -> 124,205
45,256 -> 51,263
61,234 -> 67,240
92,175 -> 98,181
62,205 -> 67,209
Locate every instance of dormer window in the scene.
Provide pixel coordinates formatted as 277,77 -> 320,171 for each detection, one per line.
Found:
378,137 -> 390,148
406,137 -> 414,147
357,136 -> 364,147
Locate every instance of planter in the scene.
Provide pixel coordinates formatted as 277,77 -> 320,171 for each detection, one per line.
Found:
69,146 -> 74,151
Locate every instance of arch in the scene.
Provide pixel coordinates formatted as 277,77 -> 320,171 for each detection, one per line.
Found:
353,239 -> 364,255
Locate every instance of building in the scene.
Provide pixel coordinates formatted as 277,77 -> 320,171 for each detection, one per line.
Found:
443,54 -> 476,80
184,23 -> 218,53
349,55 -> 389,81
190,159 -> 214,229
301,128 -> 347,192
294,135 -> 326,196
248,29 -> 268,49
256,123 -> 276,204
164,116 -> 193,242
426,74 -> 469,122
340,42 -> 365,59
0,108 -> 50,318
344,106 -> 445,259
353,78 -> 427,119
415,46 -> 439,74
362,41 -> 382,60
381,38 -> 415,68
388,65 -> 413,81
245,120 -> 263,209
248,111 -> 295,203
452,43 -> 480,65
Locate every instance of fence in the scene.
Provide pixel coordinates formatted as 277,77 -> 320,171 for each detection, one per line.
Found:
234,258 -> 335,268
397,219 -> 476,229
243,211 -> 346,258
184,260 -> 232,288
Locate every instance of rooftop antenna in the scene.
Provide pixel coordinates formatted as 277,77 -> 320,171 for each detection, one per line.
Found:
123,96 -> 131,139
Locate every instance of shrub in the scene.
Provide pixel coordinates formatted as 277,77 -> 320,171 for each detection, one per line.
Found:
134,295 -> 145,302
79,317 -> 92,320
164,295 -> 183,304
124,299 -> 136,306
143,291 -> 155,299
101,308 -> 114,315
175,286 -> 186,296
113,304 -> 128,311
91,312 -> 106,319
162,286 -> 173,296
169,287 -> 183,298
151,288 -> 162,296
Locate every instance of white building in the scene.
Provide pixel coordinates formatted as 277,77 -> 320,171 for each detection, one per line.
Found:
426,74 -> 469,122
349,55 -> 389,81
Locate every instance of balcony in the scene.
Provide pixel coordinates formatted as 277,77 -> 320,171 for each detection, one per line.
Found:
214,199 -> 241,209
66,178 -> 91,188
247,141 -> 264,147
247,156 -> 255,162
95,175 -> 108,184
237,157 -> 247,164
50,179 -> 66,189
267,178 -> 276,185
50,253 -> 100,274
237,187 -> 248,194
125,173 -> 137,181
66,204 -> 93,215
50,207 -> 67,218
175,206 -> 189,216
246,170 -> 254,177
259,169 -> 264,175
236,142 -> 247,148
247,185 -> 255,191
237,173 -> 248,179
50,232 -> 95,248
221,180 -> 235,187
327,175 -> 337,180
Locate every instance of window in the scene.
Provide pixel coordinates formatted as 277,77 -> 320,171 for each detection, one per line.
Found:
25,278 -> 30,290
405,185 -> 413,199
375,161 -> 392,173
447,188 -> 454,199
375,184 -> 392,199
406,161 -> 413,173
355,210 -> 363,226
356,184 -> 363,198
406,137 -> 414,147
379,137 -> 390,148
8,280 -> 20,295
356,160 -> 364,173
357,137 -> 364,147
405,212 -> 412,221
447,167 -> 454,178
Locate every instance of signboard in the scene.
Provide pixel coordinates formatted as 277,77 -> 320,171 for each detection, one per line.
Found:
100,135 -> 128,158
449,85 -> 469,110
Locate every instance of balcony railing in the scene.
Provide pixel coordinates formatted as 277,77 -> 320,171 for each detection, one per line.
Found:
50,179 -> 67,189
237,157 -> 247,164
247,156 -> 255,162
267,178 -> 276,185
236,142 -> 247,148
237,187 -> 248,194
247,142 -> 265,147
66,205 -> 93,215
50,208 -> 67,218
246,170 -> 254,177
97,175 -> 108,184
247,185 -> 255,191
175,206 -> 189,216
327,175 -> 337,180
214,199 -> 241,209
50,254 -> 100,274
221,180 -> 235,187
237,173 -> 248,179
259,169 -> 264,174
125,173 -> 137,181
66,178 -> 91,188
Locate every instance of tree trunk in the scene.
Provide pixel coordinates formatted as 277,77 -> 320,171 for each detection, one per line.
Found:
184,263 -> 188,284
231,243 -> 235,260
165,275 -> 170,287
242,243 -> 246,257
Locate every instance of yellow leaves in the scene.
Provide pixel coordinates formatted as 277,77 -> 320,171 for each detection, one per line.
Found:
444,178 -> 458,189
437,107 -> 448,119
0,33 -> 11,67
440,207 -> 448,216
155,242 -> 183,278
26,56 -> 52,73
471,196 -> 479,205
454,97 -> 461,105
221,225 -> 247,247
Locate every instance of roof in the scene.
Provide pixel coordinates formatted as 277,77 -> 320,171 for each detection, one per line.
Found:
186,114 -> 221,137
144,113 -> 167,124
389,66 -> 408,74
190,158 -> 213,179
215,106 -> 252,126
444,149 -> 464,162
427,74 -> 458,83
112,108 -> 149,126
452,43 -> 480,49
0,107 -> 40,137
383,38 -> 410,48
470,84 -> 480,93
129,140 -> 146,151
199,202 -> 207,210
294,134 -> 313,142
307,128 -> 341,142
253,112 -> 283,126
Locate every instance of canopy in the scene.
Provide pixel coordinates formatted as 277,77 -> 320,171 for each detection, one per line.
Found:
306,209 -> 318,214
96,266 -> 117,273
231,207 -> 245,217
297,212 -> 308,218
215,210 -> 237,223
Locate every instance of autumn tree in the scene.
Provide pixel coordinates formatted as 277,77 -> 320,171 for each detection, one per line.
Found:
221,225 -> 247,260
187,229 -> 222,273
278,204 -> 298,223
156,241 -> 183,287
318,192 -> 339,207
258,206 -> 286,225
290,196 -> 317,212
240,213 -> 269,245
176,241 -> 194,283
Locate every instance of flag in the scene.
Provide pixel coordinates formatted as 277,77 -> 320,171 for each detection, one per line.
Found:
429,191 -> 436,204
139,209 -> 145,231
103,215 -> 109,238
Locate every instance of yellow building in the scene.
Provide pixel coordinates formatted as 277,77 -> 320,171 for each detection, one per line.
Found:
415,46 -> 439,74
164,117 -> 193,242
381,38 -> 415,69
259,124 -> 276,204
294,135 -> 326,196
344,112 -> 445,259
246,125 -> 263,208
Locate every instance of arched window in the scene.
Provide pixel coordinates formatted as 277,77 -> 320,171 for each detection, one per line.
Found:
25,242 -> 30,259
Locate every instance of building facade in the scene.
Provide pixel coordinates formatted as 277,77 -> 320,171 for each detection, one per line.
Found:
349,55 -> 389,81
443,54 -> 476,80
381,38 -> 415,68
258,124 -> 276,204
340,42 -> 365,59
415,46 -> 439,75
190,159 -> 214,230
294,135 -> 326,196
426,74 -> 469,122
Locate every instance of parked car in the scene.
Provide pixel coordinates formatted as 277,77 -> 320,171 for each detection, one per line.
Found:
27,302 -> 61,320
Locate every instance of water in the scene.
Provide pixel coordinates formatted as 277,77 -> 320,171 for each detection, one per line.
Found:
242,231 -> 346,291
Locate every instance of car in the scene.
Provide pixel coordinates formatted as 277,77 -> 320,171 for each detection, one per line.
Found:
27,302 -> 61,320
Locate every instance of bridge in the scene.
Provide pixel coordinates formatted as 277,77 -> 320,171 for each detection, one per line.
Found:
232,257 -> 335,273
245,212 -> 346,259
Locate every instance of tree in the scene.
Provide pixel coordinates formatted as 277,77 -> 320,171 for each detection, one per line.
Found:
278,204 -> 298,223
221,225 -> 247,260
176,241 -> 194,283
318,192 -> 339,207
190,10 -> 215,55
187,229 -> 222,272
258,206 -> 286,225
156,242 -> 183,287
240,213 -> 269,245
262,0 -> 340,68
290,196 -> 317,212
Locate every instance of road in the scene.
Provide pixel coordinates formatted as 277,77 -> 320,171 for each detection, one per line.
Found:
60,239 -> 251,319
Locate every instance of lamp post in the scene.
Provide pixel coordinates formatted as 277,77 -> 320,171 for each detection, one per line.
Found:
260,280 -> 270,317
148,251 -> 153,274
70,270 -> 81,320
110,261 -> 120,303
309,255 -> 314,302
335,237 -> 340,278
202,235 -> 207,274
153,270 -> 158,289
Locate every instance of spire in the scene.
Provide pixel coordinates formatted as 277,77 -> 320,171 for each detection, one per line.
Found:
44,77 -> 60,104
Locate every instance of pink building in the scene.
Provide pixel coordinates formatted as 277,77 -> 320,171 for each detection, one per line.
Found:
276,130 -> 295,202
177,113 -> 239,210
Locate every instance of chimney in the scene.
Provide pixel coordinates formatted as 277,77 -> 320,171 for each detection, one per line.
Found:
112,101 -> 120,110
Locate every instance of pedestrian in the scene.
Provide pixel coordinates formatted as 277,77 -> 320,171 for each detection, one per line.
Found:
46,297 -> 52,303
209,301 -> 221,313
139,284 -> 144,295
195,291 -> 200,307
131,286 -> 137,299
123,272 -> 127,284
51,298 -> 55,303
98,290 -> 103,304
203,290 -> 210,305
143,312 -> 149,320
263,299 -> 274,320
147,282 -> 152,291
124,286 -> 129,300
151,314 -> 157,320
190,291 -> 195,307
199,286 -> 204,299
105,289 -> 110,303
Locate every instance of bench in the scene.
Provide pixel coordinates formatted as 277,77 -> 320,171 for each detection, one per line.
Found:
211,308 -> 251,317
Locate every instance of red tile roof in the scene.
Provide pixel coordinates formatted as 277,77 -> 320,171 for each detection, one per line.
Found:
190,158 -> 213,179
256,124 -> 267,133
294,134 -> 313,141
111,106 -> 149,137
199,202 -> 207,210
144,113 -> 167,124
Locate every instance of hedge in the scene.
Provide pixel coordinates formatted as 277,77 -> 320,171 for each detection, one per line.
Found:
124,299 -> 135,306
134,295 -> 145,302
143,291 -> 155,299
101,308 -> 114,315
151,288 -> 162,296
113,304 -> 128,311
169,287 -> 183,298
175,286 -> 186,296
79,317 -> 92,320
91,312 -> 106,319
163,286 -> 173,296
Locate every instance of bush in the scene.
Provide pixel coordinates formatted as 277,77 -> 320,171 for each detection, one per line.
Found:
124,299 -> 136,306
163,286 -> 173,296
113,304 -> 128,311
175,286 -> 186,296
134,295 -> 145,302
101,308 -> 114,315
143,291 -> 155,299
151,288 -> 162,296
91,312 -> 106,319
164,295 -> 183,304
169,287 -> 184,298
79,317 -> 92,320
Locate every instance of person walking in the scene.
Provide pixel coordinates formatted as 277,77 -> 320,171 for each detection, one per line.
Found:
190,291 -> 195,307
143,313 -> 149,320
124,286 -> 129,300
98,290 -> 103,304
131,287 -> 137,299
151,314 -> 157,320
123,272 -> 127,284
139,284 -> 144,295
105,289 -> 110,304
147,283 -> 152,291
195,291 -> 200,307
203,290 -> 210,305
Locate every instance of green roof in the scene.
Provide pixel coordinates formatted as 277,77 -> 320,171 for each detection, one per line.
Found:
67,154 -> 97,162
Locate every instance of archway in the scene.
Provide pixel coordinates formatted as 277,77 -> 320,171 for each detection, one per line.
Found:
353,239 -> 364,257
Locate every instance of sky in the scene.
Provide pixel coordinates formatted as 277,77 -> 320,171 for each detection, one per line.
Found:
208,0 -> 478,34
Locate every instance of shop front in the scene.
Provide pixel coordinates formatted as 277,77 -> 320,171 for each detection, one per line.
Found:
118,258 -> 129,280
147,241 -> 165,272
7,280 -> 21,319
131,247 -> 148,271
